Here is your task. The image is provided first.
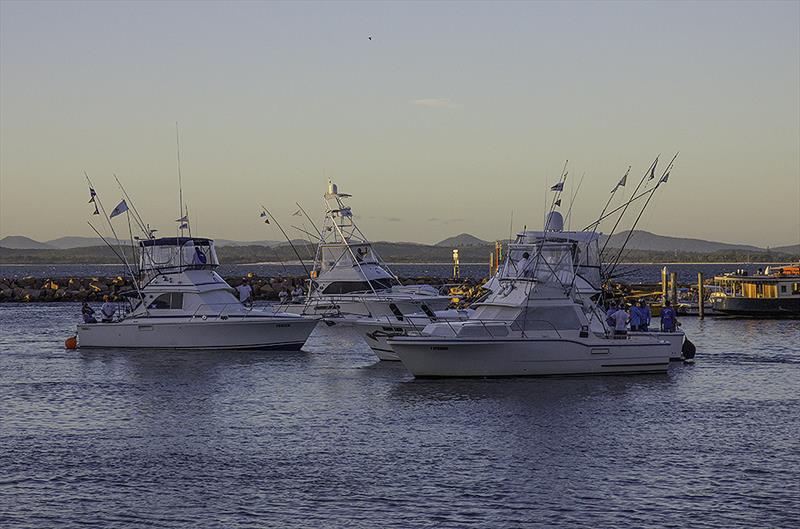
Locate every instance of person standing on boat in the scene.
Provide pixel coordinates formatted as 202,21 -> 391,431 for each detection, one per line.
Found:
638,300 -> 651,331
606,302 -> 617,327
278,288 -> 289,304
237,279 -> 253,306
629,302 -> 642,331
661,300 -> 677,332
291,284 -> 305,303
611,304 -> 629,337
81,302 -> 97,324
100,296 -> 116,323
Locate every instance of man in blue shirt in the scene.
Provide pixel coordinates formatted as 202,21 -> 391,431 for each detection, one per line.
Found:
638,300 -> 651,332
630,302 -> 642,331
661,300 -> 677,332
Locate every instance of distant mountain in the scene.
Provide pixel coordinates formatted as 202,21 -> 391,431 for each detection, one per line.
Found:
435,233 -> 490,247
214,239 -> 281,247
0,236 -> 54,250
45,236 -> 118,249
772,243 -> 799,256
602,230 -> 763,253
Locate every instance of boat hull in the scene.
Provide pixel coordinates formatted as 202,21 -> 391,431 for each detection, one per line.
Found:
388,336 -> 672,377
630,330 -> 684,360
77,317 -> 319,350
710,296 -> 800,318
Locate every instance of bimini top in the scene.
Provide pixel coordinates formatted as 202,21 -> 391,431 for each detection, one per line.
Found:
139,237 -> 214,247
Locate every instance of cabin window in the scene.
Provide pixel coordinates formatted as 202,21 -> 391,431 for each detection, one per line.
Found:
793,283 -> 800,295
780,285 -> 787,294
321,279 -> 393,295
512,306 -> 582,331
148,292 -> 184,310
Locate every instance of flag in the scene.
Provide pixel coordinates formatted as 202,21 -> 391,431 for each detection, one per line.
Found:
648,158 -> 659,180
92,204 -> 100,215
260,211 -> 270,224
178,222 -> 189,229
616,174 -> 627,189
340,207 -> 352,218
176,215 -> 188,223
660,171 -> 670,184
88,187 -> 97,204
550,182 -> 564,192
109,200 -> 128,218
292,209 -> 302,216
554,199 -> 561,207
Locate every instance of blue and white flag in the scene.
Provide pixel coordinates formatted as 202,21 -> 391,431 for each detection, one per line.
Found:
550,182 -> 564,192
340,207 -> 352,218
176,215 -> 188,223
178,222 -> 189,229
109,200 -> 129,218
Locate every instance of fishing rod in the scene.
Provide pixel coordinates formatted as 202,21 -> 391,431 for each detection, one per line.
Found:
260,205 -> 311,278
598,156 -> 659,259
84,173 -> 145,307
564,171 -> 586,232
605,153 -> 678,279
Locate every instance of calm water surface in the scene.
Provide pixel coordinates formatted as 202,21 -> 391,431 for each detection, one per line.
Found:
1,303 -> 798,528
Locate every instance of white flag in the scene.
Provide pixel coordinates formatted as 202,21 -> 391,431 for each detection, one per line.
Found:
109,200 -> 129,218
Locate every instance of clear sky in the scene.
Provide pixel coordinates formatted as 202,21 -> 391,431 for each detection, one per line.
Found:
1,0 -> 798,247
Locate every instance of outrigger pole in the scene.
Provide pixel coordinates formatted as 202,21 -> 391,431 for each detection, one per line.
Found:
260,205 -> 311,278
598,156 -> 659,259
605,152 -> 678,279
84,173 -> 145,307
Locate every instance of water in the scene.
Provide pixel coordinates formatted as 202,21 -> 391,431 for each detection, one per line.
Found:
0,262 -> 770,283
1,304 -> 798,528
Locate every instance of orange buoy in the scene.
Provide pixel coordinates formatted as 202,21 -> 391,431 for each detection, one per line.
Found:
64,336 -> 78,350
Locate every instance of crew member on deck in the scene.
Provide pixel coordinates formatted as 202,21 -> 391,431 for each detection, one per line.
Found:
100,296 -> 116,323
638,300 -> 651,331
237,279 -> 253,306
630,302 -> 642,331
81,302 -> 97,324
611,304 -> 630,338
291,284 -> 305,303
661,300 -> 677,332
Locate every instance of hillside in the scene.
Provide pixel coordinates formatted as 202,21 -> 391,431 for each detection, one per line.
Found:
602,230 -> 763,253
435,233 -> 490,247
0,236 -> 54,250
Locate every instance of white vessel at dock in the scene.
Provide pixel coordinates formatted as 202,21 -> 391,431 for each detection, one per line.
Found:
387,213 -> 673,377
281,182 -> 452,322
77,237 -> 318,349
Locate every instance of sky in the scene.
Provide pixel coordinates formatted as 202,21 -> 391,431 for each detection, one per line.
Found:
1,0 -> 798,248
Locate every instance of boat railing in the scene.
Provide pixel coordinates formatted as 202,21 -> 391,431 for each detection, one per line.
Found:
377,314 -> 563,339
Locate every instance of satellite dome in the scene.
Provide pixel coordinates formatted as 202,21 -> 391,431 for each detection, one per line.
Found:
545,211 -> 564,232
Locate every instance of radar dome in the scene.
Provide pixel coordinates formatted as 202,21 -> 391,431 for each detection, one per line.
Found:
545,211 -> 564,232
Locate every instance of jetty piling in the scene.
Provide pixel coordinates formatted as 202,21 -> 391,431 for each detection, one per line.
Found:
698,272 -> 705,319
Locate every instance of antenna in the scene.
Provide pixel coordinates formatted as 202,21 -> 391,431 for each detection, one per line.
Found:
175,122 -> 185,236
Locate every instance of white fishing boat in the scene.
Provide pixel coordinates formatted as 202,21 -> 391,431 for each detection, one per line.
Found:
282,182 -> 452,322
387,213 -> 673,377
353,308 -> 475,361
77,237 -> 318,349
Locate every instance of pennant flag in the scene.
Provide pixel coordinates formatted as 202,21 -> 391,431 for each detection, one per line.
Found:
260,212 -> 270,224
660,171 -> 670,184
648,158 -> 659,180
260,211 -> 267,217
616,174 -> 627,189
292,209 -> 302,217
176,215 -> 188,223
178,222 -> 189,229
550,182 -> 564,192
340,207 -> 352,218
109,200 -> 128,218
88,187 -> 97,204
554,199 -> 561,207
92,204 -> 100,215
